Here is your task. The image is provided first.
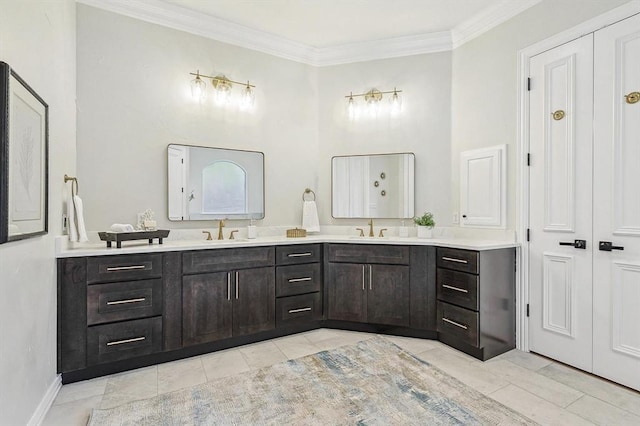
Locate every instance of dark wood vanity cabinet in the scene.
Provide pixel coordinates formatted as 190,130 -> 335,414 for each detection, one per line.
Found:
181,247 -> 275,347
275,244 -> 323,327
57,252 -> 181,377
435,247 -> 516,360
326,244 -> 411,327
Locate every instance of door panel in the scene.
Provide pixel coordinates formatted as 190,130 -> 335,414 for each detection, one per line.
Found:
528,33 -> 594,371
326,263 -> 366,322
182,272 -> 232,346
232,267 -> 275,336
367,264 -> 410,326
593,13 -> 640,391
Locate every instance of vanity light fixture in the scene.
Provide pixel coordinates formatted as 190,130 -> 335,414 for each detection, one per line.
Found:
189,70 -> 256,108
345,87 -> 403,119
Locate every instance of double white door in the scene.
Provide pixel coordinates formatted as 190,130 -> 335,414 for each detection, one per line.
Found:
529,14 -> 640,391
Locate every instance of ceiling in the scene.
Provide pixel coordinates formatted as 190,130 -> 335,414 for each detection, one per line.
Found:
78,0 -> 542,65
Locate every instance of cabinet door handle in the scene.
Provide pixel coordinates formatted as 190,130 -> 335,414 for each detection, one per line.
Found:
106,297 -> 146,306
106,336 -> 145,346
442,317 -> 468,330
288,307 -> 312,314
442,284 -> 468,293
369,264 -> 372,290
106,265 -> 146,272
441,256 -> 468,264
288,252 -> 312,258
362,265 -> 365,291
235,271 -> 239,300
227,272 -> 231,301
288,277 -> 312,283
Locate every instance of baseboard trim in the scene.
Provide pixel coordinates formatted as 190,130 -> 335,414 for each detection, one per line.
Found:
27,374 -> 62,426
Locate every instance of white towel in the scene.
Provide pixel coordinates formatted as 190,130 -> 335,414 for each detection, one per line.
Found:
68,189 -> 88,242
302,200 -> 320,233
110,223 -> 135,232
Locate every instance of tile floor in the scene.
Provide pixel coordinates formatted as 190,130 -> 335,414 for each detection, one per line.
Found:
43,329 -> 640,425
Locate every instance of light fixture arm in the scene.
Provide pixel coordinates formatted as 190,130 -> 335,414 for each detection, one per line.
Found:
189,72 -> 255,88
345,88 -> 402,99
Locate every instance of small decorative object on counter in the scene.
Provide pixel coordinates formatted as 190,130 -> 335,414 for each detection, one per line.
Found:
414,212 -> 435,239
286,228 -> 307,238
247,219 -> 257,239
137,209 -> 156,230
98,229 -> 170,248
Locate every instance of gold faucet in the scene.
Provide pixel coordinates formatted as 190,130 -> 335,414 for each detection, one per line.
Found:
368,219 -> 374,237
217,220 -> 225,240
379,228 -> 387,237
202,231 -> 213,240
229,230 -> 239,240
355,228 -> 364,237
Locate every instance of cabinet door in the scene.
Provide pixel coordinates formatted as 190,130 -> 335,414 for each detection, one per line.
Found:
233,267 -> 275,336
327,263 -> 366,322
182,272 -> 232,346
367,264 -> 410,326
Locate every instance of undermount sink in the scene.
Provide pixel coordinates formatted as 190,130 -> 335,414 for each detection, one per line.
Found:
348,236 -> 389,240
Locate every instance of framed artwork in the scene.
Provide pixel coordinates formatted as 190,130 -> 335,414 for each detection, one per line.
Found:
0,61 -> 48,244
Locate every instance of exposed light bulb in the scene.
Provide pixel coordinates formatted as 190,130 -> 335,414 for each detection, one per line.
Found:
347,93 -> 357,120
240,82 -> 255,110
190,71 -> 206,101
212,75 -> 232,106
390,88 -> 402,115
367,98 -> 379,118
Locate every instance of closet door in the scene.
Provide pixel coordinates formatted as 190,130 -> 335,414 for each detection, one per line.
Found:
528,34 -> 594,372
592,13 -> 640,391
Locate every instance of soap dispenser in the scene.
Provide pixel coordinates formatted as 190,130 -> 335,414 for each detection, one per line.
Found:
399,220 -> 409,238
247,219 -> 257,239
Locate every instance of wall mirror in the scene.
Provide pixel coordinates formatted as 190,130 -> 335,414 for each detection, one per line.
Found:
167,144 -> 264,221
332,153 -> 415,219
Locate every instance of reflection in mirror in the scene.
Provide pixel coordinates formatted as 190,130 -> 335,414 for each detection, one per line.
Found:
332,153 -> 415,219
167,144 -> 264,221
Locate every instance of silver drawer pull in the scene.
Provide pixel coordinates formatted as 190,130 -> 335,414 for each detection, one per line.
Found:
441,256 -> 468,264
288,307 -> 312,314
106,265 -> 146,272
288,252 -> 312,257
106,336 -> 146,346
106,297 -> 146,306
442,317 -> 468,330
442,284 -> 469,293
288,277 -> 312,283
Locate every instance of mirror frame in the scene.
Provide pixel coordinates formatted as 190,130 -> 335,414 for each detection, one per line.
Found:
167,143 -> 265,221
331,152 -> 415,219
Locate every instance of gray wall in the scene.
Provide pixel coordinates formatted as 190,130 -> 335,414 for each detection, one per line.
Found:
0,1 -> 76,424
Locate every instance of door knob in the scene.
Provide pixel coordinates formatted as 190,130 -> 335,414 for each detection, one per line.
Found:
559,239 -> 587,249
599,241 -> 624,251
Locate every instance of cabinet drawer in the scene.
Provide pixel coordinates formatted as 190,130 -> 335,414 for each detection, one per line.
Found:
87,317 -> 162,365
276,293 -> 322,327
436,268 -> 478,311
436,248 -> 479,274
87,279 -> 163,326
437,301 -> 479,347
276,244 -> 321,265
87,254 -> 163,284
183,246 -> 275,274
328,244 -> 409,265
276,263 -> 321,297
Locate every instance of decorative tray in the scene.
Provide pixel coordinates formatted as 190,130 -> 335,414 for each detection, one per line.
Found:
98,230 -> 170,248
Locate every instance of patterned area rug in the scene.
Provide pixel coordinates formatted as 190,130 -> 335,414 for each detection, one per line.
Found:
88,337 -> 536,425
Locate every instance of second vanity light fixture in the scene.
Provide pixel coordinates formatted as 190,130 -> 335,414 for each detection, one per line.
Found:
346,87 -> 403,120
190,70 -> 255,109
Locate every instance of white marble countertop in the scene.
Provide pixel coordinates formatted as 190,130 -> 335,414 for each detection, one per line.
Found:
55,231 -> 519,258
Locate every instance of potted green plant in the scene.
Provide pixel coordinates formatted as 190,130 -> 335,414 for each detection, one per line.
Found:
414,212 -> 435,238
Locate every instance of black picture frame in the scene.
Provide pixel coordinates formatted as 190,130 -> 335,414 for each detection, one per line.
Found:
0,61 -> 49,244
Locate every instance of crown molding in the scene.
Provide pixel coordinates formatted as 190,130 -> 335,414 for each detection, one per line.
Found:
77,0 -> 538,65
452,0 -> 542,48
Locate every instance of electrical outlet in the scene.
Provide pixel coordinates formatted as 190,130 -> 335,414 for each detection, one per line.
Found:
62,213 -> 68,234
452,212 -> 459,224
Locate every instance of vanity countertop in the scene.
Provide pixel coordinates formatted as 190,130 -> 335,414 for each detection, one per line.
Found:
55,234 -> 519,258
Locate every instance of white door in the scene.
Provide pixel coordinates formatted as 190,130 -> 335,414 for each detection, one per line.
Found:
528,34 -> 594,372
592,13 -> 640,391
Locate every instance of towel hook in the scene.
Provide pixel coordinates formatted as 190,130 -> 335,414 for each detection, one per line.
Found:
302,188 -> 316,201
64,174 -> 79,196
